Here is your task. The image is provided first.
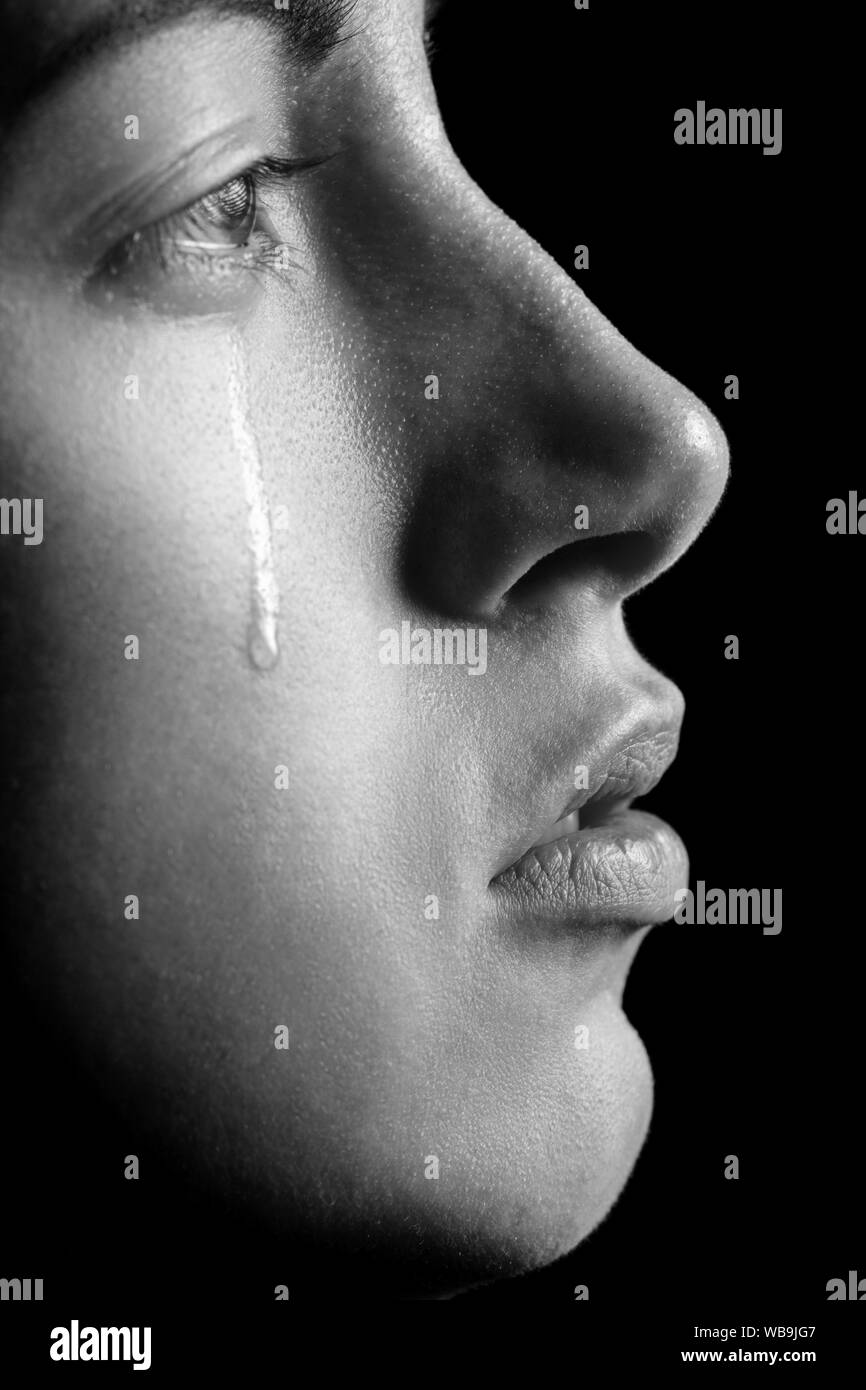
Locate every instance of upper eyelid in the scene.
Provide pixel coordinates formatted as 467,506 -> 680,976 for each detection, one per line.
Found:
173,150 -> 334,208
168,152 -> 334,227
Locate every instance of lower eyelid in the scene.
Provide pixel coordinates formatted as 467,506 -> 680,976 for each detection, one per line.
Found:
173,237 -> 249,252
161,225 -> 272,272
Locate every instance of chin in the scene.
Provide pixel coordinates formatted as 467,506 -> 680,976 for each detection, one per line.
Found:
440,1016 -> 654,1293
280,1009 -> 656,1299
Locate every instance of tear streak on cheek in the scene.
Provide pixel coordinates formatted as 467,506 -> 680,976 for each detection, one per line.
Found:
228,332 -> 281,671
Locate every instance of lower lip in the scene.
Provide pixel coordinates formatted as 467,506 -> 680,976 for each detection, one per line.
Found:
490,807 -> 688,934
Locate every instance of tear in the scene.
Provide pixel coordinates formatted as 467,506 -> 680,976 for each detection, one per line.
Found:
228,333 -> 280,671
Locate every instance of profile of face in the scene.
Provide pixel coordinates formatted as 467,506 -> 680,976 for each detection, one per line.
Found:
0,0 -> 729,1295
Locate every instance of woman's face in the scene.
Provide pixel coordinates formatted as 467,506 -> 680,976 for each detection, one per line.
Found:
0,0 -> 728,1291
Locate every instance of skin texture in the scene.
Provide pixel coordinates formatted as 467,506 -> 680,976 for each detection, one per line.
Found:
0,0 -> 729,1294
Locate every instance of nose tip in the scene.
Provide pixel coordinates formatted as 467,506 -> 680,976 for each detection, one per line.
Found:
500,373 -> 732,611
688,401 -> 731,515
639,393 -> 730,584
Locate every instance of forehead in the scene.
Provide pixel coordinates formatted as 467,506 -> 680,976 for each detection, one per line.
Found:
0,0 -> 436,125
0,0 -> 380,125
0,0 -> 435,60
0,0 -> 355,50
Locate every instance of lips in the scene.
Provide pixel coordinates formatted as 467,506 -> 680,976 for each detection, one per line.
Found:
490,724 -> 688,932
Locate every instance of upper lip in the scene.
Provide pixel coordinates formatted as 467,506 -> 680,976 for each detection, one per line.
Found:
490,706 -> 683,882
553,723 -> 681,824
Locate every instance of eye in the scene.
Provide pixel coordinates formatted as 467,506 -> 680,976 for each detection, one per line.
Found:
172,174 -> 258,252
100,170 -> 265,283
91,153 -> 327,310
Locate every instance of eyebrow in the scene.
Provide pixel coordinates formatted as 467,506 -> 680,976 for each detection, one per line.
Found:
10,0 -> 360,122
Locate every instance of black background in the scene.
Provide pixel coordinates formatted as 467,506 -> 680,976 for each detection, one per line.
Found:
431,0 -> 858,1343
2,0 -> 859,1371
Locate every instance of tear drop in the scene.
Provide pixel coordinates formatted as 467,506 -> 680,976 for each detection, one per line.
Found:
228,334 -> 280,671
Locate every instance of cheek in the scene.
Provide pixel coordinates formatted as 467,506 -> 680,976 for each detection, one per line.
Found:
1,291 -> 654,1281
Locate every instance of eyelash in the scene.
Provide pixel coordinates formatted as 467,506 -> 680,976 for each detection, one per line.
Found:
423,17 -> 440,62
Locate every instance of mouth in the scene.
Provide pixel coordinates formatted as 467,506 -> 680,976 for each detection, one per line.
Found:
489,725 -> 688,933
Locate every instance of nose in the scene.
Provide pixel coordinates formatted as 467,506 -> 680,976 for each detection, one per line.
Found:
400,178 -> 730,618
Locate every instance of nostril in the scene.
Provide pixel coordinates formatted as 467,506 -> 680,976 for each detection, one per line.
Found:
503,531 -> 661,608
